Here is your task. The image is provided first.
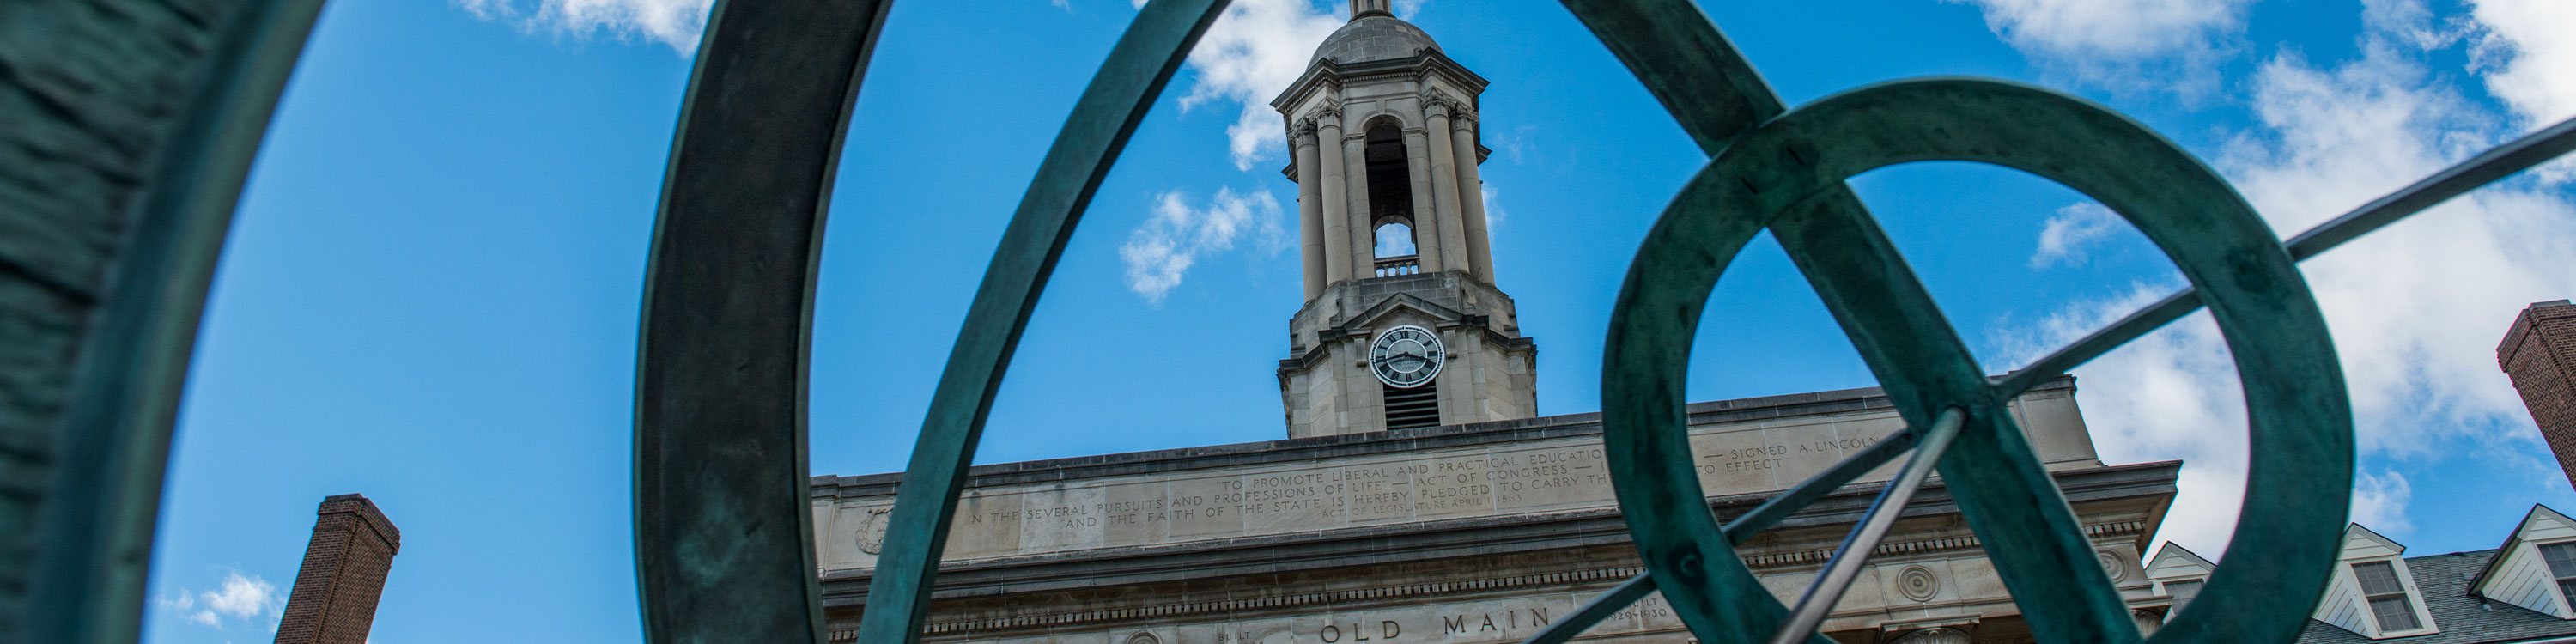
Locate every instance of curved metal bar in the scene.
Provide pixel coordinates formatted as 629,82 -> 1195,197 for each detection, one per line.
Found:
1797,79 -> 2348,644
633,0 -> 895,640
1556,0 -> 1785,150
854,2 -> 1229,642
1561,1 -> 2137,638
1606,78 -> 2350,644
1772,187 -> 2142,642
13,0 -> 327,641
1992,116 -> 2576,397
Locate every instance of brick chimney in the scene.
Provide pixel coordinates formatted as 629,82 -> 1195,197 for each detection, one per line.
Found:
273,494 -> 400,644
2501,300 -> 2576,489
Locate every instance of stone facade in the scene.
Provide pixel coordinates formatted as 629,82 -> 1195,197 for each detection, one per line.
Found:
812,380 -> 2183,644
275,494 -> 402,644
805,7 -> 2184,643
1279,272 -> 1536,438
2500,300 -> 2576,489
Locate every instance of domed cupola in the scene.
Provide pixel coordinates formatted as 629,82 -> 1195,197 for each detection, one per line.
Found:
1310,15 -> 1441,66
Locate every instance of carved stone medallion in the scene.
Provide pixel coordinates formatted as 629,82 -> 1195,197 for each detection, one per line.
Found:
2097,549 -> 2129,582
856,507 -> 891,555
1897,565 -> 1940,602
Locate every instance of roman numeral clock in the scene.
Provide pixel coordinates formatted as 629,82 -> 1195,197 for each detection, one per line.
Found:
1370,325 -> 1445,388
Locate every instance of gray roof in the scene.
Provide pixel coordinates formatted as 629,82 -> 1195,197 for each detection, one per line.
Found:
1311,15 -> 1440,65
2297,550 -> 2576,644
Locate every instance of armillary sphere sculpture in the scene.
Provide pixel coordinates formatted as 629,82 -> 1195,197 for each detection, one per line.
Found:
632,1 -> 2576,643
6,0 -> 2576,642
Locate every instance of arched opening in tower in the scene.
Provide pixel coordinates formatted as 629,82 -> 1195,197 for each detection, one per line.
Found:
1363,123 -> 1416,233
1364,122 -> 1419,278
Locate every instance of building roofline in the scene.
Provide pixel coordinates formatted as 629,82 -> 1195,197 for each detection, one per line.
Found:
814,376 -> 2079,494
2469,503 -> 2574,592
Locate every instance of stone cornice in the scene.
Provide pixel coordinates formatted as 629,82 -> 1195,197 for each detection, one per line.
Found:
811,376 -> 2089,498
1269,49 -> 1489,113
909,565 -> 1647,638
823,515 -> 2158,641
815,459 -> 2171,605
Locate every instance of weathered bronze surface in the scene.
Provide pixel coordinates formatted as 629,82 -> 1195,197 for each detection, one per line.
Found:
7,0 -> 2576,642
1,0 -> 326,642
1600,76 -> 2357,644
632,0 -> 895,641
849,2 -> 1227,642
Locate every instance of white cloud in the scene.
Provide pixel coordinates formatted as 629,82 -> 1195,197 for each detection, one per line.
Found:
1480,185 -> 1505,232
1948,0 -> 2248,58
2029,202 -> 2120,269
1485,125 -> 1540,165
2469,0 -> 2576,128
203,570 -> 282,619
1120,187 -> 1290,303
1173,0 -> 1345,170
1991,11 -> 2576,556
2466,0 -> 2576,183
2353,470 -> 2415,533
1945,0 -> 2251,91
166,569 -> 286,631
452,0 -> 713,53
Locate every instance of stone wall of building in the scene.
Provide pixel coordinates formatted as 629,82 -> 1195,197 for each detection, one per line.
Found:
811,380 -> 2167,644
816,381 -> 2099,569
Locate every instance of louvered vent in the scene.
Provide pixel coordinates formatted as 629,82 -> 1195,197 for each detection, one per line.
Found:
1383,381 -> 1441,430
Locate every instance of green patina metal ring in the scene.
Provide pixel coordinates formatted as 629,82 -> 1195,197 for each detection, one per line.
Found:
1601,78 -> 2353,643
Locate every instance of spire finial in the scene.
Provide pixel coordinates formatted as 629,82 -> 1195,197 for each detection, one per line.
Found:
1352,0 -> 1391,18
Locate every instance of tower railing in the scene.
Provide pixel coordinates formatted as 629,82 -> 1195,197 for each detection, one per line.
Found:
1375,254 -> 1421,276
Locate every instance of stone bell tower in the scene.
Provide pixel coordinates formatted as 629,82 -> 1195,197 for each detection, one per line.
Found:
1272,2 -> 1537,439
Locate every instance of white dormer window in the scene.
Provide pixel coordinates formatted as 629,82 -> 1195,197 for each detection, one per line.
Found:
2163,578 -> 2204,611
2543,541 -> 2576,611
2467,505 -> 2576,619
2354,561 -> 2423,631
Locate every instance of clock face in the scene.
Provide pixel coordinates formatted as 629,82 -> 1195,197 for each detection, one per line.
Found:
1369,325 -> 1445,388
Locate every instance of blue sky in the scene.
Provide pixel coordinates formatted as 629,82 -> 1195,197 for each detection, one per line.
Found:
143,0 -> 2576,641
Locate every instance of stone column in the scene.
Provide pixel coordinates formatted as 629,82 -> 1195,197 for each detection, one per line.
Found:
1317,112 -> 1354,286
1400,128 -> 1447,273
1421,99 -> 1473,277
1292,121 -> 1326,299
1449,104 -> 1497,285
1339,121 -> 1375,280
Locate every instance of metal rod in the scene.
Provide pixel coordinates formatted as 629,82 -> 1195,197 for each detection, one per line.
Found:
2283,117 -> 2576,259
1990,116 -> 2576,397
1515,424 -> 1924,644
1517,574 -> 1659,644
852,2 -> 1230,642
1724,425 -> 1921,538
1765,408 -> 1966,644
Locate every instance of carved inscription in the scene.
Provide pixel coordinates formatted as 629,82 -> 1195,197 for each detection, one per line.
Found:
818,413 -> 1941,568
